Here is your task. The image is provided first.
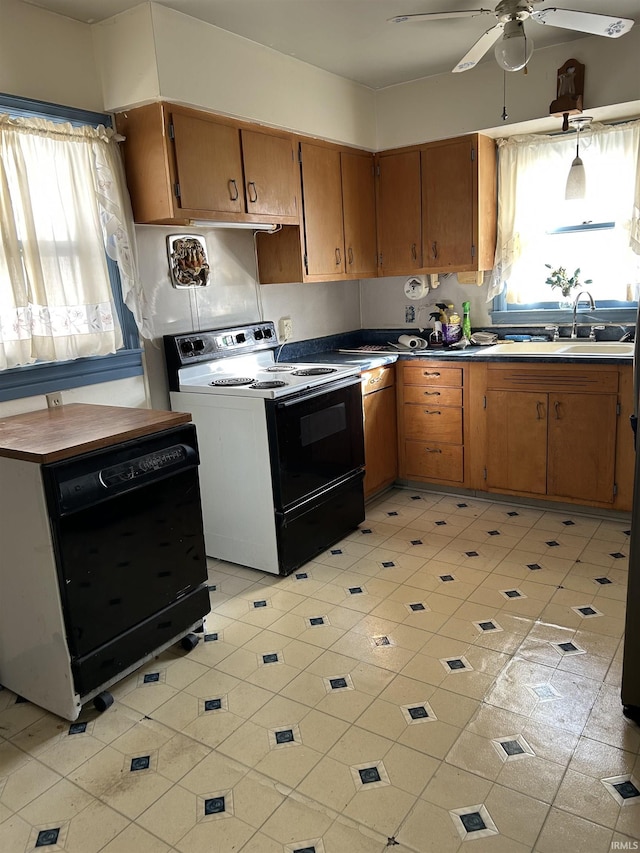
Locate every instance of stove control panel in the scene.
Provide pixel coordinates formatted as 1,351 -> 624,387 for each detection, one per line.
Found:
164,322 -> 279,389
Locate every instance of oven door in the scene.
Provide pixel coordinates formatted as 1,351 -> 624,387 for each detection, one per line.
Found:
266,375 -> 365,509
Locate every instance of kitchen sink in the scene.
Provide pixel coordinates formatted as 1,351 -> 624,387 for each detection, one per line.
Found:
482,341 -> 634,357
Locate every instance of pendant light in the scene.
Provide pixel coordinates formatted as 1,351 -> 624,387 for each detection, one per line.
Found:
565,115 -> 592,201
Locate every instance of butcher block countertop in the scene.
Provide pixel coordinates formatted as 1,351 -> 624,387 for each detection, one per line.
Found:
0,404 -> 191,463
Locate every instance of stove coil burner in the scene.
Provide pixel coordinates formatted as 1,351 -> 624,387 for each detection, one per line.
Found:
291,367 -> 337,376
210,377 -> 254,387
250,380 -> 288,389
265,364 -> 296,372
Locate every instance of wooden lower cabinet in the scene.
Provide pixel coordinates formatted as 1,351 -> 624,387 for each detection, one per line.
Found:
362,366 -> 398,498
483,363 -> 626,508
486,390 -> 547,495
397,362 -> 466,486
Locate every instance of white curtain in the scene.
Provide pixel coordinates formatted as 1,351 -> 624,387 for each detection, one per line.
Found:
487,119 -> 640,302
0,115 -> 141,369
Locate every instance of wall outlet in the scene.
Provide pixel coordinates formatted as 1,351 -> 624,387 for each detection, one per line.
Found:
46,391 -> 63,408
279,316 -> 293,341
405,305 -> 416,324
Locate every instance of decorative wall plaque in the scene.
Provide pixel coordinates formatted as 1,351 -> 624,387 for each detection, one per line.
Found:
167,235 -> 210,288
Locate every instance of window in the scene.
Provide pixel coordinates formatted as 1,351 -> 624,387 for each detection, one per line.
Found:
490,120 -> 640,323
0,94 -> 142,402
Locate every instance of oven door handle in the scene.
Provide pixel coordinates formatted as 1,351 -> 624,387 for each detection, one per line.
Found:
276,375 -> 361,408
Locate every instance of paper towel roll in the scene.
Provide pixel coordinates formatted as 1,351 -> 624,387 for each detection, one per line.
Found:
398,335 -> 428,349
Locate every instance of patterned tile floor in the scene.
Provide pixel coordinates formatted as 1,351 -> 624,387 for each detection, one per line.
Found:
1,488 -> 639,852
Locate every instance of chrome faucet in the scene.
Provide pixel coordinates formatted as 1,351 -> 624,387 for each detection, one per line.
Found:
571,291 -> 596,339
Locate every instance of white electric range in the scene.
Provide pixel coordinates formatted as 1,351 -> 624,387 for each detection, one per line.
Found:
164,321 -> 365,575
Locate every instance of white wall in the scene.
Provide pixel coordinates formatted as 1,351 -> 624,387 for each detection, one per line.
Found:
134,225 -> 360,408
360,275 -> 491,333
0,0 -> 103,112
95,1 -> 377,150
376,26 -> 640,149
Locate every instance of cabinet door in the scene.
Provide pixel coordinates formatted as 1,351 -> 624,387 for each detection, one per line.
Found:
486,391 -> 547,494
341,151 -> 377,277
422,137 -> 474,272
171,110 -> 244,214
376,151 -> 422,274
300,142 -> 345,278
241,129 -> 297,218
363,384 -> 398,498
548,392 -> 617,503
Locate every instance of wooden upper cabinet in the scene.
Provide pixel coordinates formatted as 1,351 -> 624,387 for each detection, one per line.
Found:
299,142 -> 346,278
376,150 -> 422,275
341,151 -> 377,278
171,110 -> 244,214
114,102 -> 299,226
422,134 -> 496,274
241,129 -> 297,219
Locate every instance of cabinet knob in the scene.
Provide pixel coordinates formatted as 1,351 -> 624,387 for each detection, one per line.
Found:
369,376 -> 382,384
424,448 -> 442,454
335,248 -> 342,266
423,410 -> 441,415
348,247 -> 354,266
247,181 -> 258,203
423,372 -> 440,378
411,242 -> 417,262
536,401 -> 545,420
432,242 -> 438,260
423,391 -> 440,396
228,179 -> 239,201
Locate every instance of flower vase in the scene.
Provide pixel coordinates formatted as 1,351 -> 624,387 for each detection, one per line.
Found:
558,296 -> 573,309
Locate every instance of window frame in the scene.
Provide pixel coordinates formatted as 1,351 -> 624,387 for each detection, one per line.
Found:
0,92 -> 142,402
490,221 -> 638,325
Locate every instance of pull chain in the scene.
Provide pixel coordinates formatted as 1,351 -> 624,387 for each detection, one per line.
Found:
502,71 -> 508,121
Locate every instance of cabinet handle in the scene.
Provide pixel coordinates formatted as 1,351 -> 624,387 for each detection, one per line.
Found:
423,391 -> 440,396
411,242 -> 417,262
335,248 -> 342,266
348,247 -> 354,266
423,410 -> 441,415
228,179 -> 239,201
432,242 -> 438,259
368,376 -> 383,385
424,448 -> 442,454
247,181 -> 258,203
536,401 -> 545,420
554,400 -> 561,419
423,371 -> 440,377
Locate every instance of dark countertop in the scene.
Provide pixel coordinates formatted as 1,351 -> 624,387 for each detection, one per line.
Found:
290,347 -> 633,368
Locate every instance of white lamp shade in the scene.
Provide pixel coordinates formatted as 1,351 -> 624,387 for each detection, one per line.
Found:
565,156 -> 586,200
494,20 -> 534,71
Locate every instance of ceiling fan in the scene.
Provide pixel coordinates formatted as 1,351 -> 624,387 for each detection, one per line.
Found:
388,1 -> 635,73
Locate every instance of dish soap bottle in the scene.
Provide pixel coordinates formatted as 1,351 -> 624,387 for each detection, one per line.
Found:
462,301 -> 472,341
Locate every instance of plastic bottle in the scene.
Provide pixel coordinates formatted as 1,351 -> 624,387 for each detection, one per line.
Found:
429,312 -> 444,348
462,301 -> 472,340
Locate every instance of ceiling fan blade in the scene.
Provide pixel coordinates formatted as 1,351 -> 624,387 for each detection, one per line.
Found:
453,22 -> 505,72
388,9 -> 494,24
531,8 -> 634,38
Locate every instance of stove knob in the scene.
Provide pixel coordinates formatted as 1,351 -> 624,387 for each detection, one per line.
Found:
263,328 -> 273,339
254,329 -> 264,340
180,340 -> 194,355
193,339 -> 205,352
236,333 -> 246,344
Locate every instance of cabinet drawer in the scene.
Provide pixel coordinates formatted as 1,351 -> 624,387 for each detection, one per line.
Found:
403,385 -> 462,407
361,365 -> 395,395
403,366 -> 462,387
404,441 -> 463,482
403,404 -> 462,444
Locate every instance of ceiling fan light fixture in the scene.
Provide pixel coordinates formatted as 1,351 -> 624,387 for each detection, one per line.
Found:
494,19 -> 534,71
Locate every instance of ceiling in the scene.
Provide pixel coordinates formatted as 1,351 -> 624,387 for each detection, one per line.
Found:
21,0 -> 640,88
